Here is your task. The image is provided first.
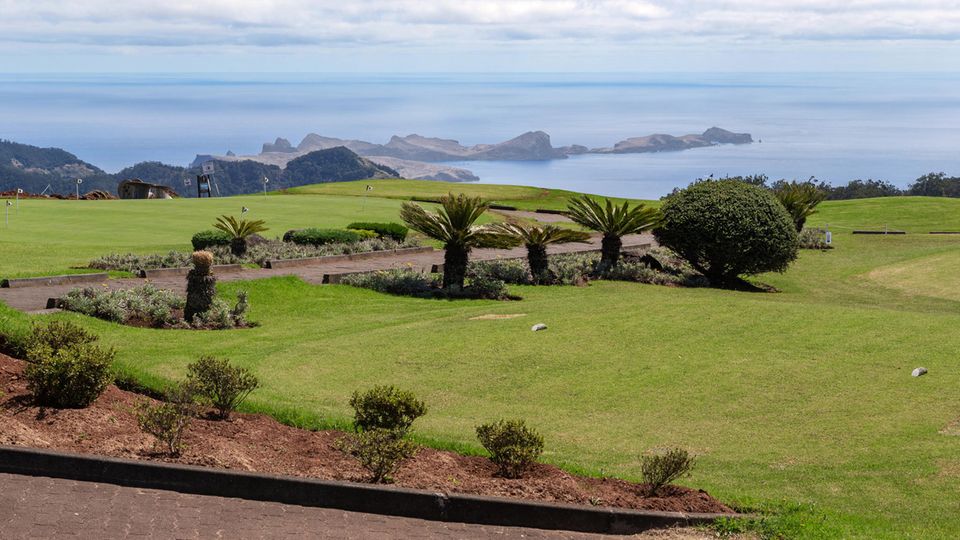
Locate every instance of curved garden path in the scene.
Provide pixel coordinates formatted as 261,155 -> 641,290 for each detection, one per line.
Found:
0,472 -> 722,539
0,233 -> 654,313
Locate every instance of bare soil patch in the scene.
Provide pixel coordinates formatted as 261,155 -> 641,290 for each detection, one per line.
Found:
470,313 -> 527,320
0,353 -> 730,514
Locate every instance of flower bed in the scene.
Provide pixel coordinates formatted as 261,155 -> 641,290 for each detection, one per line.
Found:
89,238 -> 419,274
0,352 -> 732,515
57,285 -> 252,330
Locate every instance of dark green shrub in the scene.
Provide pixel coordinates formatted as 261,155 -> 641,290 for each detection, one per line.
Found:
186,355 -> 259,419
347,222 -> 409,242
289,228 -> 363,246
136,383 -> 198,456
463,275 -> 510,300
337,428 -> 418,483
185,251 -> 216,322
351,229 -> 379,240
641,447 -> 696,495
25,320 -> 97,355
349,385 -> 426,434
654,180 -> 799,286
24,331 -> 114,409
191,229 -> 231,251
475,419 -> 544,479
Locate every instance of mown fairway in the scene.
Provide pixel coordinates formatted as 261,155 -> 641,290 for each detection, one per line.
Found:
2,186 -> 960,538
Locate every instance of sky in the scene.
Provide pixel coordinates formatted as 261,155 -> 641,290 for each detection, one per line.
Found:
2,0 -> 960,72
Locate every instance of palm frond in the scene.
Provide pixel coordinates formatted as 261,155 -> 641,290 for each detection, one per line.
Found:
400,193 -> 495,248
213,215 -> 269,239
565,196 -> 661,236
487,222 -> 590,248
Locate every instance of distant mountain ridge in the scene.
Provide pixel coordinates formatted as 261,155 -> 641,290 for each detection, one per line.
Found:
0,141 -> 397,197
1,126 -> 752,196
205,127 -> 751,182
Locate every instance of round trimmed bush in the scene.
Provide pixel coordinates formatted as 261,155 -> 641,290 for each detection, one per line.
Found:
191,229 -> 232,251
654,180 -> 799,286
288,228 -> 363,246
347,222 -> 409,242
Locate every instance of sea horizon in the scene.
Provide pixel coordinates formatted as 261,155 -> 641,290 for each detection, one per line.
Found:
3,71 -> 959,199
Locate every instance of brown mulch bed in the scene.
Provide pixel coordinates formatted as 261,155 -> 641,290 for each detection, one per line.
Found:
0,353 -> 731,514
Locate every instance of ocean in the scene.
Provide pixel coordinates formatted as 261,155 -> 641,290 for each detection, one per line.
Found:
1,72 -> 958,199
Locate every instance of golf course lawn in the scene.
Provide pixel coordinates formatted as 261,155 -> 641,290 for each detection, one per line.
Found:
286,179 -> 650,211
2,185 -> 960,538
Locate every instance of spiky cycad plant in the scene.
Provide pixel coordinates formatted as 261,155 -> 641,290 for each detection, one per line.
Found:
487,223 -> 590,283
565,196 -> 661,271
213,215 -> 269,257
400,194 -> 501,291
773,182 -> 826,232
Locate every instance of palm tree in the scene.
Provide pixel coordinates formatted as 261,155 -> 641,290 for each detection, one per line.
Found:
487,223 -> 590,283
400,193 -> 500,291
565,196 -> 661,271
213,215 -> 269,257
773,181 -> 826,232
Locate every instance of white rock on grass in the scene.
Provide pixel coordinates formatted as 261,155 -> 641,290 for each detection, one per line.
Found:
531,323 -> 547,332
912,367 -> 928,377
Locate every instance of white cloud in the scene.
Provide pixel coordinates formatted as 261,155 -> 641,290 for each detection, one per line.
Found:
1,0 -> 959,72
3,0 -> 959,50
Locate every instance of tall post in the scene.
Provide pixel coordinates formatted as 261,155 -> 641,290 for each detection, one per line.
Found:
262,177 -> 269,197
15,188 -> 21,212
75,178 -> 83,200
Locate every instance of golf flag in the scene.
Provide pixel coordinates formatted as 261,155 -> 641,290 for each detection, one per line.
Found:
365,185 -> 373,191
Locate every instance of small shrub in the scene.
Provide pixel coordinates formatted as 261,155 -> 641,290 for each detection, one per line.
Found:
136,383 -> 197,456
25,320 -> 97,355
347,222 -> 409,242
191,229 -> 232,251
186,355 -> 259,419
799,228 -> 834,250
341,268 -> 435,297
24,334 -> 114,409
289,228 -> 363,246
548,252 -> 597,285
337,428 -> 418,483
467,259 -> 532,285
476,419 -> 544,479
640,447 -> 696,495
349,385 -> 426,434
463,275 -> 510,300
351,229 -> 379,240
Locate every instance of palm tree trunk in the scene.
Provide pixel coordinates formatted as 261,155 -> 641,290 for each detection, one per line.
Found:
230,237 -> 247,257
598,234 -> 622,272
526,243 -> 549,283
442,243 -> 469,291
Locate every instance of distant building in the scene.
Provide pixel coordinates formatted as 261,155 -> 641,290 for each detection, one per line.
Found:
117,179 -> 179,200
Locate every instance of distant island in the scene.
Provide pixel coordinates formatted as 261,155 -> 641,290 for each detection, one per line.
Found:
199,127 -> 753,182
0,127 -> 752,197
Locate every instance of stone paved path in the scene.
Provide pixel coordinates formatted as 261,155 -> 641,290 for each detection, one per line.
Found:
0,473 -> 712,539
0,233 -> 654,313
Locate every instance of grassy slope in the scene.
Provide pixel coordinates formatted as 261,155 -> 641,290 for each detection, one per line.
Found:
285,179 -> 652,210
2,190 -> 960,537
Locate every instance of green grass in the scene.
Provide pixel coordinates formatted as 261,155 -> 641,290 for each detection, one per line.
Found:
286,179 -> 652,211
3,188 -> 960,537
0,194 -> 408,278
